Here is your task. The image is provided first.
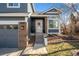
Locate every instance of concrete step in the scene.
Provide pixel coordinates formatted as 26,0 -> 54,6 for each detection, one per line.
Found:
34,44 -> 44,49
21,47 -> 48,55
34,33 -> 44,48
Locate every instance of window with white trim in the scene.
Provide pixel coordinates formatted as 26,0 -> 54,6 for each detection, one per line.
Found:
7,3 -> 20,8
49,20 -> 58,29
48,16 -> 59,34
48,17 -> 59,29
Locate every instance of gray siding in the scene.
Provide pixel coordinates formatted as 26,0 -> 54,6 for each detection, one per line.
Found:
0,17 -> 25,24
48,29 -> 59,33
0,3 -> 27,13
0,17 -> 25,20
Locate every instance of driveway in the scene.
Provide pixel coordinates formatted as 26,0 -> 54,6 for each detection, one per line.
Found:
0,48 -> 23,56
0,47 -> 48,56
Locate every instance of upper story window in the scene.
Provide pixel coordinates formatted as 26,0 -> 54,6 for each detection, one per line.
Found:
7,3 -> 20,8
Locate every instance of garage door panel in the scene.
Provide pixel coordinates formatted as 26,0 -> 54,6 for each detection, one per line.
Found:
6,29 -> 18,48
0,38 -> 7,48
0,39 -> 6,47
0,25 -> 18,48
0,29 -> 6,47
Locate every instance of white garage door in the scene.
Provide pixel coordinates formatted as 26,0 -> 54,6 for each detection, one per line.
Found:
0,25 -> 18,48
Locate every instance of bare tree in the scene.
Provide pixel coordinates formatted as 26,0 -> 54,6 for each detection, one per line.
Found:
65,3 -> 78,36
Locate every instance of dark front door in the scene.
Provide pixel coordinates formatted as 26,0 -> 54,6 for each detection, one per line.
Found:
35,20 -> 44,47
35,20 -> 43,33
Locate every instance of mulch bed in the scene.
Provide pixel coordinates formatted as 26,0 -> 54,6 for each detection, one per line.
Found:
48,35 -> 79,44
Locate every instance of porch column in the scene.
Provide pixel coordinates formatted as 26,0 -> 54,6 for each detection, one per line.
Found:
59,23 -> 61,34
25,17 -> 29,46
45,17 -> 48,34
59,15 -> 61,34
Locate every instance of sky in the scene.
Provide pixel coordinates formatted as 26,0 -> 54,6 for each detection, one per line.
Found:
34,3 -> 79,13
34,3 -> 70,13
33,3 -> 79,24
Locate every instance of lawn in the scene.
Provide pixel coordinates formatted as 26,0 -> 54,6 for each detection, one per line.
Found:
46,41 -> 79,56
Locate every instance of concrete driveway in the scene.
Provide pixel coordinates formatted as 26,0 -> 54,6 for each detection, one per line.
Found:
0,48 -> 23,56
0,47 -> 48,56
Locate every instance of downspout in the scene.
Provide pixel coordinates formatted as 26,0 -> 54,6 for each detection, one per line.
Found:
28,12 -> 32,17
26,3 -> 33,46
27,3 -> 33,42
27,3 -> 35,37
26,12 -> 32,46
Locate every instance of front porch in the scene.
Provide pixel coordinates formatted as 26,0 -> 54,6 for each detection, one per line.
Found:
30,16 -> 47,34
28,15 -> 48,47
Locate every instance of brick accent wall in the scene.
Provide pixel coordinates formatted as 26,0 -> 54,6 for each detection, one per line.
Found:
18,22 -> 27,49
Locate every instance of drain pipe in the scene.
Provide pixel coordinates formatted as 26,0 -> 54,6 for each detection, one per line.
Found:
26,3 -> 34,46
26,12 -> 32,46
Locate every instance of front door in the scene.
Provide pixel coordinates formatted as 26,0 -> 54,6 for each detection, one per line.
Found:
35,20 -> 43,33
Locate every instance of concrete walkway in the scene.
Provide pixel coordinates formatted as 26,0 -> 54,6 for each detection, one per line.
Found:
21,47 -> 48,56
0,48 -> 23,56
0,47 -> 48,56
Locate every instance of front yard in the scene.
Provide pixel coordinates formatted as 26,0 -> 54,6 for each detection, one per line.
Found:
46,35 -> 79,56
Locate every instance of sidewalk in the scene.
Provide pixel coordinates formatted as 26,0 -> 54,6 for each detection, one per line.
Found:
21,47 -> 48,56
0,47 -> 48,56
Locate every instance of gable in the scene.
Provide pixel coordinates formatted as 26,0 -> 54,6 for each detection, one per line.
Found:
42,8 -> 62,15
47,8 -> 58,12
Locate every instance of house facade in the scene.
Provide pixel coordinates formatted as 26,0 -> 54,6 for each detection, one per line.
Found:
0,3 -> 62,48
0,3 -> 33,48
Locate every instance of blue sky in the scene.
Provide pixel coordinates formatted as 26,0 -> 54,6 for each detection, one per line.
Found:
34,3 -> 79,13
34,3 -> 79,15
33,3 -> 79,24
34,3 -> 70,13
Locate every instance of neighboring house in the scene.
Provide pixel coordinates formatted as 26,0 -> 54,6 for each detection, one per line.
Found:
0,3 -> 62,48
42,8 -> 62,34
29,8 -> 62,45
0,3 -> 33,48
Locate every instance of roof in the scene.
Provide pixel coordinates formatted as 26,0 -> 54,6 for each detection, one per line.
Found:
40,8 -> 62,14
31,13 -> 48,17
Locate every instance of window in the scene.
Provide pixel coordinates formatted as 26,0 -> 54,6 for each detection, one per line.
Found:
7,3 -> 20,8
0,25 -> 18,29
48,20 -> 59,34
48,15 -> 60,34
49,20 -> 59,29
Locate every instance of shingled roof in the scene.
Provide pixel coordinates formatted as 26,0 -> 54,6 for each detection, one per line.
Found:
40,8 -> 62,15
